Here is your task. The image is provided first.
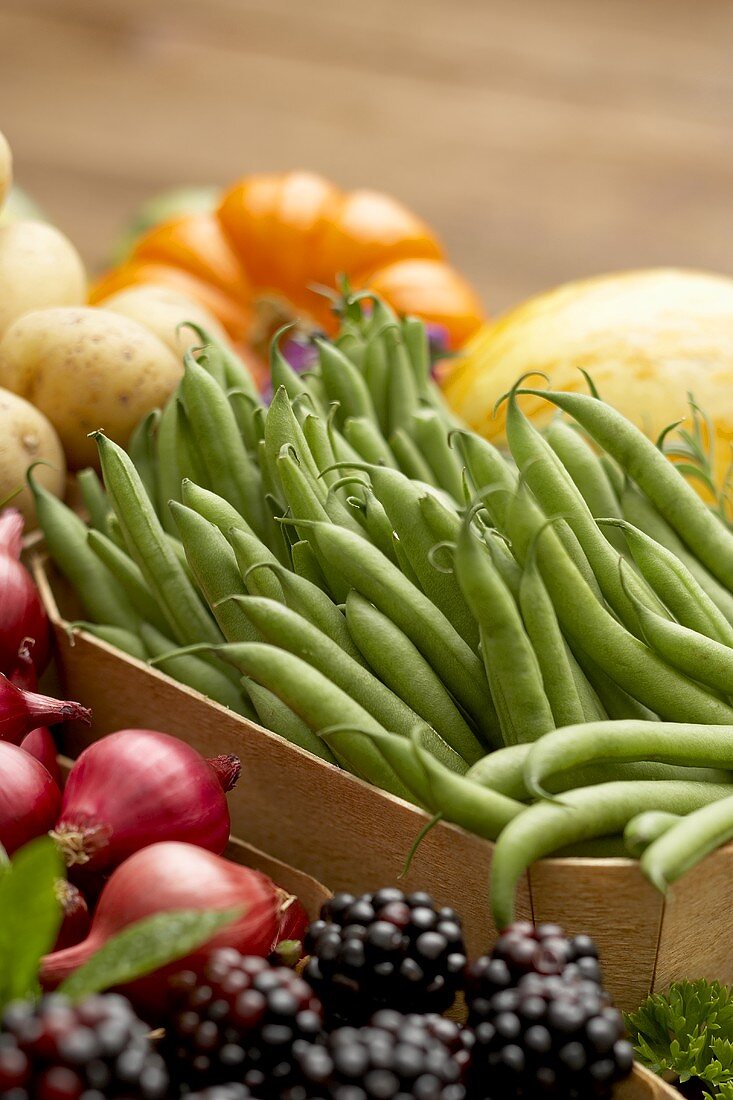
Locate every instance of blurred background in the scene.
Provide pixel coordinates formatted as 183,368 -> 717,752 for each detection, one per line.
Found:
1,0 -> 732,313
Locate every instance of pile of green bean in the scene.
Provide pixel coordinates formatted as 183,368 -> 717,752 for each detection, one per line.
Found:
33,293 -> 733,928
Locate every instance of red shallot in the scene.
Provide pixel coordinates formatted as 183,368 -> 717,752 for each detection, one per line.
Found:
0,741 -> 61,854
0,508 -> 50,675
21,726 -> 62,786
0,674 -> 91,745
41,841 -> 293,1014
52,730 -> 240,873
53,880 -> 91,950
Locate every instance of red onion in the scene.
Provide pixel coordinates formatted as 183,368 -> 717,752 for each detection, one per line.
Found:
0,741 -> 61,854
21,726 -> 62,786
41,841 -> 292,1014
277,894 -> 310,948
53,880 -> 91,950
0,508 -> 50,676
52,730 -> 240,873
0,674 -> 91,745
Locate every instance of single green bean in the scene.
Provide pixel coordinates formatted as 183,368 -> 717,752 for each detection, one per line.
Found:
624,812 -> 681,858
245,679 -> 336,761
69,621 -> 147,661
642,792 -> 733,892
76,467 -> 112,532
175,402 -> 210,489
304,519 -> 498,742
154,395 -> 183,533
214,642 -> 414,798
229,390 -> 264,453
140,622 -> 255,717
455,518 -> 554,746
126,409 -> 161,512
386,327 -> 421,437
629,598 -> 733,697
345,487 -> 399,565
345,591 -> 486,763
492,780 -> 733,927
343,416 -> 398,468
302,413 -> 341,488
518,386 -> 733,591
362,332 -> 391,432
409,409 -> 465,502
185,322 -> 261,401
316,338 -> 379,427
389,427 -> 438,485
96,435 -> 221,646
323,727 -> 432,807
570,645 -> 658,722
401,315 -> 431,399
87,528 -> 170,635
290,539 -> 330,592
544,419 -> 625,552
180,480 -> 254,539
452,431 -> 517,528
30,472 -> 138,630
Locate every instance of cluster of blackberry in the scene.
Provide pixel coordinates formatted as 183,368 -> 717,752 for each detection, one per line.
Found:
0,892 -> 634,1100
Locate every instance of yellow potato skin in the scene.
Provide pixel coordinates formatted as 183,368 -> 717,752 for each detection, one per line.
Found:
0,221 -> 86,338
0,130 -> 11,212
0,386 -> 65,528
443,269 -> 733,489
99,284 -> 230,358
0,307 -> 183,468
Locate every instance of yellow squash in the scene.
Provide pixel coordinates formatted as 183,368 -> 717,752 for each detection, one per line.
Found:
443,269 -> 733,488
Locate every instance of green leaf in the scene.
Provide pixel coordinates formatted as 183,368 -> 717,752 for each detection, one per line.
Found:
0,837 -> 64,1010
58,907 -> 242,1003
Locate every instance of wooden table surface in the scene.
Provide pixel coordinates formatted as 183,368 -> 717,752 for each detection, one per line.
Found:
1,0 -> 732,315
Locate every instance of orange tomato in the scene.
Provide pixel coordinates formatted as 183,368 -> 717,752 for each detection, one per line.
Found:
363,258 -> 484,349
132,213 -> 251,302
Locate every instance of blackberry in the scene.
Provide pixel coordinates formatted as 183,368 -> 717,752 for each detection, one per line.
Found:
0,992 -> 168,1099
466,972 -> 634,1099
187,1088 -> 261,1099
466,922 -> 602,1020
164,948 -> 323,1097
304,888 -> 467,1023
288,1009 -> 470,1099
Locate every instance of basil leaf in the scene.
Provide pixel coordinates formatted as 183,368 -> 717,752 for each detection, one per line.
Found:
0,837 -> 63,1010
58,907 -> 242,1003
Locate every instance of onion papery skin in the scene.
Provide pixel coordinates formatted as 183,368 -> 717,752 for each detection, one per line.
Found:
21,726 -> 62,786
53,730 -> 238,874
53,879 -> 91,950
0,508 -> 50,675
41,842 -> 291,1016
0,741 -> 61,854
0,674 -> 91,745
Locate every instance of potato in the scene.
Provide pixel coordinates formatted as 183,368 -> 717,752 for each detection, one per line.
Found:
0,307 -> 182,468
0,130 -> 11,212
0,221 -> 86,339
99,284 -> 230,358
0,386 -> 65,529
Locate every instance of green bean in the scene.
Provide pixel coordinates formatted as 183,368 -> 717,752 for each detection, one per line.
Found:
483,530 -> 522,598
174,402 -> 210,490
181,353 -> 264,534
491,780 -> 733,927
566,647 -> 607,722
264,387 -> 323,493
362,332 -> 391,432
87,529 -> 169,635
76,468 -> 112,532
303,519 -> 498,741
600,454 -> 625,501
214,642 -> 414,798
455,518 -> 554,746
290,539 -> 330,591
277,444 -> 364,543
185,322 -> 261,401
366,465 -> 478,649
229,595 -> 461,755
544,419 -> 626,554
345,591 -> 486,763
392,534 -> 422,588
30,472 -> 139,630
518,386 -> 733,590
227,527 -> 283,603
518,543 -> 586,729
154,395 -> 183,533
601,518 -> 733,647
140,622 -> 255,717
409,409 -> 464,501
345,487 -> 399,565
343,417 -> 398,468
411,729 -> 522,841
105,513 -> 128,552
96,434 -> 221,646
245,561 -> 365,664
624,812 -> 681,858
194,344 -> 227,389
452,431 -> 517,528
323,727 -> 432,807
401,315 -> 431,399
126,409 -> 161,512
69,621 -> 147,661
418,491 -> 462,544
506,395 -> 657,632
524,719 -> 733,799
269,328 -> 313,404
628,598 -> 733,697
642,792 -> 733,891
245,679 -> 336,761
301,413 -> 342,488
169,501 -> 258,644
316,338 -> 379,427
386,327 -> 420,437
503,484 -> 733,724
180,480 -> 254,539
468,743 -> 727,803
229,390 -> 263,453
570,646 -> 658,722
621,482 -> 733,626
389,428 -> 438,485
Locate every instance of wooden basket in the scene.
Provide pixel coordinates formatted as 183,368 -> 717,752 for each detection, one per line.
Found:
623,1067 -> 680,1098
36,555 -> 733,1014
